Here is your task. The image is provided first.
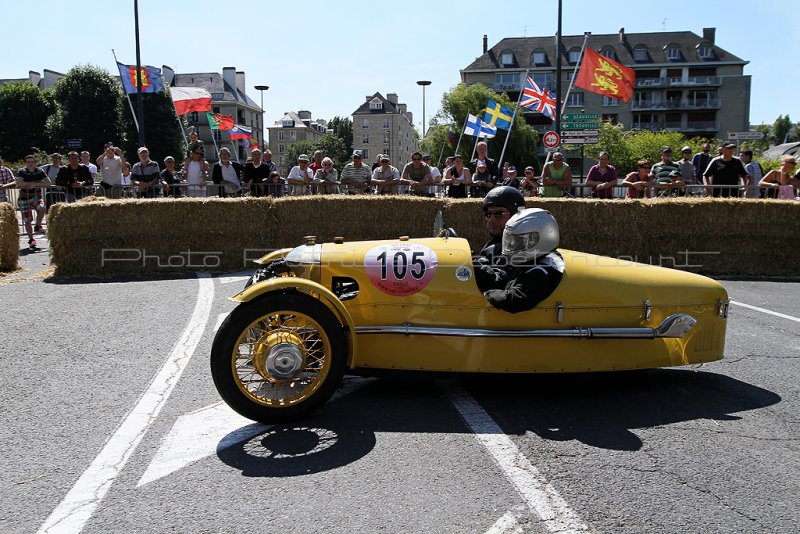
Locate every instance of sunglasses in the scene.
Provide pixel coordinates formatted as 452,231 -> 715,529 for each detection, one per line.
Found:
412,157 -> 421,161
484,210 -> 509,219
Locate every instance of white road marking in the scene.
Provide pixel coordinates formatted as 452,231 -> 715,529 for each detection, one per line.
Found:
441,380 -> 589,534
38,274 -> 215,534
731,300 -> 800,324
217,272 -> 250,285
213,312 -> 228,334
485,510 -> 524,533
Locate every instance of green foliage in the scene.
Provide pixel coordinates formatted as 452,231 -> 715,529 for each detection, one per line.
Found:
772,115 -> 792,145
314,134 -> 350,170
327,116 -> 353,152
283,141 -> 315,174
52,64 -> 126,158
121,89 -> 184,166
0,81 -> 56,160
427,83 -> 539,171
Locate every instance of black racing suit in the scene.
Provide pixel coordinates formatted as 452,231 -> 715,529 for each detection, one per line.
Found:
474,251 -> 565,313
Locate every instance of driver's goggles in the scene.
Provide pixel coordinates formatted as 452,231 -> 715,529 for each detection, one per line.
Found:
484,210 -> 509,219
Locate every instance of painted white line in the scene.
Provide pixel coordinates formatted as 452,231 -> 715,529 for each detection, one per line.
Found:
38,273 -> 215,534
730,300 -> 800,324
485,510 -> 524,534
213,312 -> 228,334
441,380 -> 589,534
217,272 -> 251,285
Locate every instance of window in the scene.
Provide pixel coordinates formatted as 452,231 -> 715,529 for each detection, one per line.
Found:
383,148 -> 389,156
212,106 -> 220,114
282,119 -> 294,127
383,118 -> 389,128
369,98 -> 383,110
362,134 -> 369,144
279,144 -> 285,154
362,119 -> 369,129
278,131 -> 284,141
567,47 -> 582,64
290,131 -> 296,141
697,43 -> 714,59
237,111 -> 245,123
665,44 -> 681,61
530,73 -> 554,90
383,132 -> 390,143
500,49 -> 514,66
362,149 -> 369,160
211,93 -> 224,100
602,96 -> 619,106
494,73 -> 521,90
213,130 -> 222,141
190,111 -> 198,123
633,45 -> 649,62
600,47 -> 616,60
531,50 -> 547,65
566,92 -> 584,107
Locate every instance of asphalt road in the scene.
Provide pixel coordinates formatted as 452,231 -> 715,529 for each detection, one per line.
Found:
1,235 -> 798,533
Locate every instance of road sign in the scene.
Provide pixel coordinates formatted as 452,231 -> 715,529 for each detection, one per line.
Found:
561,113 -> 599,121
727,131 -> 765,140
542,131 -> 560,148
561,137 -> 600,145
562,122 -> 600,130
560,130 -> 600,137
66,138 -> 82,149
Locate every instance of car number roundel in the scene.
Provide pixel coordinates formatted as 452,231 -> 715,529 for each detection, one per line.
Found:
364,243 -> 438,296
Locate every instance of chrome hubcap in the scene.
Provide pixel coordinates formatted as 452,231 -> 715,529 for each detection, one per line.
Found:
265,342 -> 304,380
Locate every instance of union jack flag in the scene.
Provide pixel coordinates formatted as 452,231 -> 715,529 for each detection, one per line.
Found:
520,76 -> 557,120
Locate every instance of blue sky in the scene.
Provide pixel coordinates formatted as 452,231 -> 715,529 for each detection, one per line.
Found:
3,0 -> 796,133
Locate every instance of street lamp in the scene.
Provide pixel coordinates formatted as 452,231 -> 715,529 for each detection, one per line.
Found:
416,80 -> 431,141
254,84 -> 269,148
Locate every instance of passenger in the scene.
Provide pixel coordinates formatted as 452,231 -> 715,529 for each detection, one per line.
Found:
475,208 -> 564,313
475,185 -> 525,266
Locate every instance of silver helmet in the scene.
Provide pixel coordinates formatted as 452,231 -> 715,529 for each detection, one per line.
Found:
502,208 -> 559,263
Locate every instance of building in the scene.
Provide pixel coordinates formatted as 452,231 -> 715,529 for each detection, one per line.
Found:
0,69 -> 64,89
267,111 -> 328,173
163,66 -> 262,162
461,28 -> 750,143
351,92 -> 416,168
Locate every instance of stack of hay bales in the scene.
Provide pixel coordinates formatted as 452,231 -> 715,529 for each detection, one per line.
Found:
0,203 -> 19,271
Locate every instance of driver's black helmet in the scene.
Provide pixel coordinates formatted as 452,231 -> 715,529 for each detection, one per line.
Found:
483,185 -> 525,214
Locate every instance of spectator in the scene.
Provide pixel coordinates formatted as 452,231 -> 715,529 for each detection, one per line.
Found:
652,146 -> 679,191
211,147 -> 244,197
469,141 -> 500,182
501,165 -> 521,189
442,155 -> 472,198
55,151 -> 92,202
585,152 -> 618,198
42,153 -> 62,182
97,142 -> 126,198
371,154 -> 401,195
185,128 -> 205,160
120,162 -> 132,187
759,156 -> 799,199
677,146 -> 698,192
16,155 -> 50,249
244,148 -> 271,196
262,149 -> 277,175
471,161 -> 496,198
501,161 -> 511,181
309,150 -> 324,174
541,152 -> 571,197
80,151 -> 98,182
622,159 -> 654,198
340,150 -> 372,194
440,156 -> 455,186
401,151 -> 434,196
740,149 -> 763,199
421,154 -> 442,197
520,166 -> 539,197
160,156 -> 181,198
286,154 -> 314,195
704,142 -> 748,198
692,143 -> 713,179
0,156 -> 14,203
184,145 -> 209,197
372,154 -> 383,171
313,157 -> 339,194
131,147 -> 161,198
661,169 -> 686,196
265,170 -> 285,197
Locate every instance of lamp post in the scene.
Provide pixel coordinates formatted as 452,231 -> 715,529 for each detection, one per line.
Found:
416,80 -> 431,142
254,84 -> 269,148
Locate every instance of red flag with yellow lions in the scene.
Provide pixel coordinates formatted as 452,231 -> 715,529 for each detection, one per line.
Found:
574,47 -> 635,102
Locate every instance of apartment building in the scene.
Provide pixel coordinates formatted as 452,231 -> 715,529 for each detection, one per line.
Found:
351,92 -> 416,168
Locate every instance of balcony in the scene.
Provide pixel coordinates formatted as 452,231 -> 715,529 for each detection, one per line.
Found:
635,76 -> 722,88
685,121 -> 719,131
494,82 -> 521,92
631,98 -> 721,111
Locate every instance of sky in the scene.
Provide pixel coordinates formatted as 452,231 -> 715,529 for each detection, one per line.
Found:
2,0 -> 797,135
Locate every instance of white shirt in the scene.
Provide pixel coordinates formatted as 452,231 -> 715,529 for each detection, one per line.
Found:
186,160 -> 204,185
287,166 -> 313,195
428,166 -> 442,195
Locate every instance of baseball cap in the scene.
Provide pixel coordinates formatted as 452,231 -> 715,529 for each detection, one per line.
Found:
661,146 -> 672,153
352,150 -> 364,158
681,146 -> 692,153
507,165 -> 517,172
722,142 -> 736,149
298,154 -> 310,161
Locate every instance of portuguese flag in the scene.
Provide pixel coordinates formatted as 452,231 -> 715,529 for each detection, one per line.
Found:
206,112 -> 234,131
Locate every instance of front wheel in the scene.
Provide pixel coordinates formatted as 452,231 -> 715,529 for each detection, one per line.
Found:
211,293 -> 347,423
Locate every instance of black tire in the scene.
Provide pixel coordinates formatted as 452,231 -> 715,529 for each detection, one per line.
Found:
211,292 -> 347,423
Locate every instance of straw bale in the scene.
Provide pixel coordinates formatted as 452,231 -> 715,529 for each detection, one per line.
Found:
0,203 -> 19,271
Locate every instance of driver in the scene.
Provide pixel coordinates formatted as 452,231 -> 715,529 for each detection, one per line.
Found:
475,185 -> 525,265
475,208 -> 565,313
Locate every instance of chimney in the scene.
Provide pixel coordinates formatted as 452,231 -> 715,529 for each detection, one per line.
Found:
235,70 -> 245,94
483,34 -> 488,54
222,67 -> 236,93
28,70 -> 41,87
702,27 -> 716,44
387,93 -> 399,104
618,27 -> 625,44
161,65 -> 175,85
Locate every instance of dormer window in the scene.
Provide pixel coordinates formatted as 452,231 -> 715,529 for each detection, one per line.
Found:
633,45 -> 650,62
531,49 -> 547,65
697,43 -> 714,59
369,100 -> 383,110
500,49 -> 515,66
281,119 -> 294,127
600,47 -> 616,60
665,44 -> 681,61
568,47 -> 582,64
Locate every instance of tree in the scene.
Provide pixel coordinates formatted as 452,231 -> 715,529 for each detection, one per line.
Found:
327,116 -> 353,152
772,114 -> 792,145
283,141 -> 315,174
120,89 -> 184,166
428,83 -> 539,171
0,81 -> 56,160
314,134 -> 349,170
52,64 -> 126,159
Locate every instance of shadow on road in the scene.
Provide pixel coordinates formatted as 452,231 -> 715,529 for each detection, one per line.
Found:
216,369 -> 780,477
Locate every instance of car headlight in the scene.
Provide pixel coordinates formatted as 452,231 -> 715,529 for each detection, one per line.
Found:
285,244 -> 322,267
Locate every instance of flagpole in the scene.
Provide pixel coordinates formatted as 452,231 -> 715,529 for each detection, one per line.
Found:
453,114 -> 471,158
111,49 -> 140,135
437,124 -> 452,167
561,32 -> 591,120
133,0 -> 145,147
498,70 -> 529,168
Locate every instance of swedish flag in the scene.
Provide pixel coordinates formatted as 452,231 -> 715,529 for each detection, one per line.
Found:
483,99 -> 514,130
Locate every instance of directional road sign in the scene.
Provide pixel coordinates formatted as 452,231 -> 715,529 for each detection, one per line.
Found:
560,130 -> 600,137
561,137 -> 600,145
562,122 -> 600,130
561,113 -> 599,121
727,131 -> 765,140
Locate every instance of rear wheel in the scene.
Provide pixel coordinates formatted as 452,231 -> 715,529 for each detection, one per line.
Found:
211,293 -> 347,423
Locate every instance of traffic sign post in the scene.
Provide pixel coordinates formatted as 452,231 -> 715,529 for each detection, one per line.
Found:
561,122 -> 600,130
542,131 -> 560,149
560,137 -> 599,145
560,130 -> 600,137
561,113 -> 599,121
727,131 -> 765,140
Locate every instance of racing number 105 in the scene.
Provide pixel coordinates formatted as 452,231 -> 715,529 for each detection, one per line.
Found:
377,250 -> 426,281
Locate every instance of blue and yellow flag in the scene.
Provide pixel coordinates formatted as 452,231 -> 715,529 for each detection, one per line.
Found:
483,99 -> 514,130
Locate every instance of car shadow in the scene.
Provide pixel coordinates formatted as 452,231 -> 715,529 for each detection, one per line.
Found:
216,369 -> 780,477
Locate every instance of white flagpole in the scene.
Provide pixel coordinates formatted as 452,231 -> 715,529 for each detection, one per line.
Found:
498,69 -> 529,168
452,114 -> 470,158
560,32 -> 591,116
111,49 -> 140,135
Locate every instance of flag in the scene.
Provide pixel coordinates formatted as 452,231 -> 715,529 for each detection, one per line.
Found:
520,76 -> 557,120
171,87 -> 213,115
447,124 -> 457,146
483,99 -> 514,130
246,143 -> 259,152
242,138 -> 251,149
117,62 -> 163,94
228,124 -> 254,141
206,112 -> 234,131
574,47 -> 635,102
463,114 -> 497,138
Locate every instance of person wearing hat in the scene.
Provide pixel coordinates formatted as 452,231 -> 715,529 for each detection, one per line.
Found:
371,154 -> 400,194
501,165 -> 521,189
703,142 -> 749,198
656,168 -> 686,197
469,141 -> 500,182
286,153 -> 314,195
676,146 -> 697,192
652,146 -> 679,190
470,160 -> 496,198
340,150 -> 372,194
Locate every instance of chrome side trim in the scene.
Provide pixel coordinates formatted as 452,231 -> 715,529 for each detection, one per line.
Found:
355,314 -> 696,339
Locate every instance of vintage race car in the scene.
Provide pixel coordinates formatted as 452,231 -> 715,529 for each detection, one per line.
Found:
211,234 -> 729,423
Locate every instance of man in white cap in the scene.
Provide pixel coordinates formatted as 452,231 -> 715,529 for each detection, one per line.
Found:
286,154 -> 313,195
340,150 -> 372,194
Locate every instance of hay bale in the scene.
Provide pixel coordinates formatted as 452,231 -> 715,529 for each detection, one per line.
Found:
0,203 -> 19,271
